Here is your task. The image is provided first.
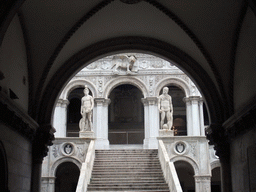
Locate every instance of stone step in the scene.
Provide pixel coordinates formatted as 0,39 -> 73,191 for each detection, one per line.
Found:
93,162 -> 161,165
92,168 -> 164,172
93,159 -> 159,162
92,167 -> 162,171
95,155 -> 158,158
87,186 -> 169,190
90,180 -> 166,184
96,149 -> 158,152
91,177 -> 166,181
88,185 -> 169,190
87,189 -> 170,192
87,149 -> 169,192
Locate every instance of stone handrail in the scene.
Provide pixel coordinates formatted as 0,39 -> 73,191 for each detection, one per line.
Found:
158,140 -> 183,192
76,140 -> 95,192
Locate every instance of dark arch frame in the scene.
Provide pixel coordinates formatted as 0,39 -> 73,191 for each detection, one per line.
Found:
0,141 -> 10,192
38,36 -> 225,127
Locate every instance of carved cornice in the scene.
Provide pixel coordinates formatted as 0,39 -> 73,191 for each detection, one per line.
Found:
223,96 -> 256,140
0,92 -> 37,141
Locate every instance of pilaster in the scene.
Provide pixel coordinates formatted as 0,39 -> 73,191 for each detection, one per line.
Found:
141,97 -> 159,149
94,98 -> 110,149
194,175 -> 211,192
183,96 -> 201,136
199,98 -> 205,136
53,99 -> 69,137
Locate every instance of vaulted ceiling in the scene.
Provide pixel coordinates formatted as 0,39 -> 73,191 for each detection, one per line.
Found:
2,0 -> 255,124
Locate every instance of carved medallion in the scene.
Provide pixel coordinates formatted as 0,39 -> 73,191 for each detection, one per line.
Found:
176,143 -> 185,153
64,144 -> 73,155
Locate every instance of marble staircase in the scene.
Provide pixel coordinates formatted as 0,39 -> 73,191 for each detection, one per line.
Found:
87,149 -> 170,192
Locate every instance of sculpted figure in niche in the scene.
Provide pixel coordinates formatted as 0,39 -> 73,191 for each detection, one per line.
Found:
158,87 -> 173,130
111,55 -> 137,74
79,85 -> 94,131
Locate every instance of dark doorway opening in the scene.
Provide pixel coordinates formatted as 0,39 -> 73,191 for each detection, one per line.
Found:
108,84 -> 144,144
55,162 -> 80,192
211,167 -> 221,192
174,161 -> 195,192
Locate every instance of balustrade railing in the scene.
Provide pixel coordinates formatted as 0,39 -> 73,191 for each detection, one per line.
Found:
158,140 -> 183,192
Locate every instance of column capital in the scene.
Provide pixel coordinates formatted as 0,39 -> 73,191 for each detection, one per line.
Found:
183,96 -> 203,104
94,98 -> 111,106
141,97 -> 158,106
56,99 -> 69,107
32,124 -> 56,164
194,175 -> 211,182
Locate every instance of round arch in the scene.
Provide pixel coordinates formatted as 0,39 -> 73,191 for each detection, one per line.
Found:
155,77 -> 191,97
211,160 -> 221,170
50,157 -> 82,177
170,156 -> 200,175
38,36 -> 224,130
60,79 -> 97,100
103,76 -> 148,99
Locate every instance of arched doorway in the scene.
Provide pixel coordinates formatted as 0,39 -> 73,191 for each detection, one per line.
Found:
159,85 -> 187,135
211,167 -> 221,192
108,84 -> 144,144
55,162 -> 80,192
174,161 -> 195,192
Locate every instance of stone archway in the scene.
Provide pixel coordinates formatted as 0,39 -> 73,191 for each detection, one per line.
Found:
55,162 -> 80,192
174,160 -> 195,192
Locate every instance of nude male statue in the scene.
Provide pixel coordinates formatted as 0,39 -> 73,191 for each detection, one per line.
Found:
79,85 -> 94,131
158,87 -> 173,130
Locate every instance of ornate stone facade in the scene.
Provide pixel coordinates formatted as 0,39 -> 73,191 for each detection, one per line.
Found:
42,53 -> 220,191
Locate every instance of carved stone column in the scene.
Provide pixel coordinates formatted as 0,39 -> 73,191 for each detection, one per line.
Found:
53,99 -> 69,137
31,124 -> 55,192
41,177 -> 56,192
184,96 -> 201,136
94,98 -> 110,149
206,124 -> 232,192
194,175 -> 211,192
141,97 -> 159,149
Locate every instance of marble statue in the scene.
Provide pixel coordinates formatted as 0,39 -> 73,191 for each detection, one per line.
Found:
111,55 -> 137,74
158,87 -> 173,130
79,85 -> 94,131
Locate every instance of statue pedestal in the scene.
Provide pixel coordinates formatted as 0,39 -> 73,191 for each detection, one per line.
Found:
159,129 -> 174,137
79,131 -> 94,138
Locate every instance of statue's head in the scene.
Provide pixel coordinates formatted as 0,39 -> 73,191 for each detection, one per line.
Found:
163,87 -> 169,94
84,85 -> 89,95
